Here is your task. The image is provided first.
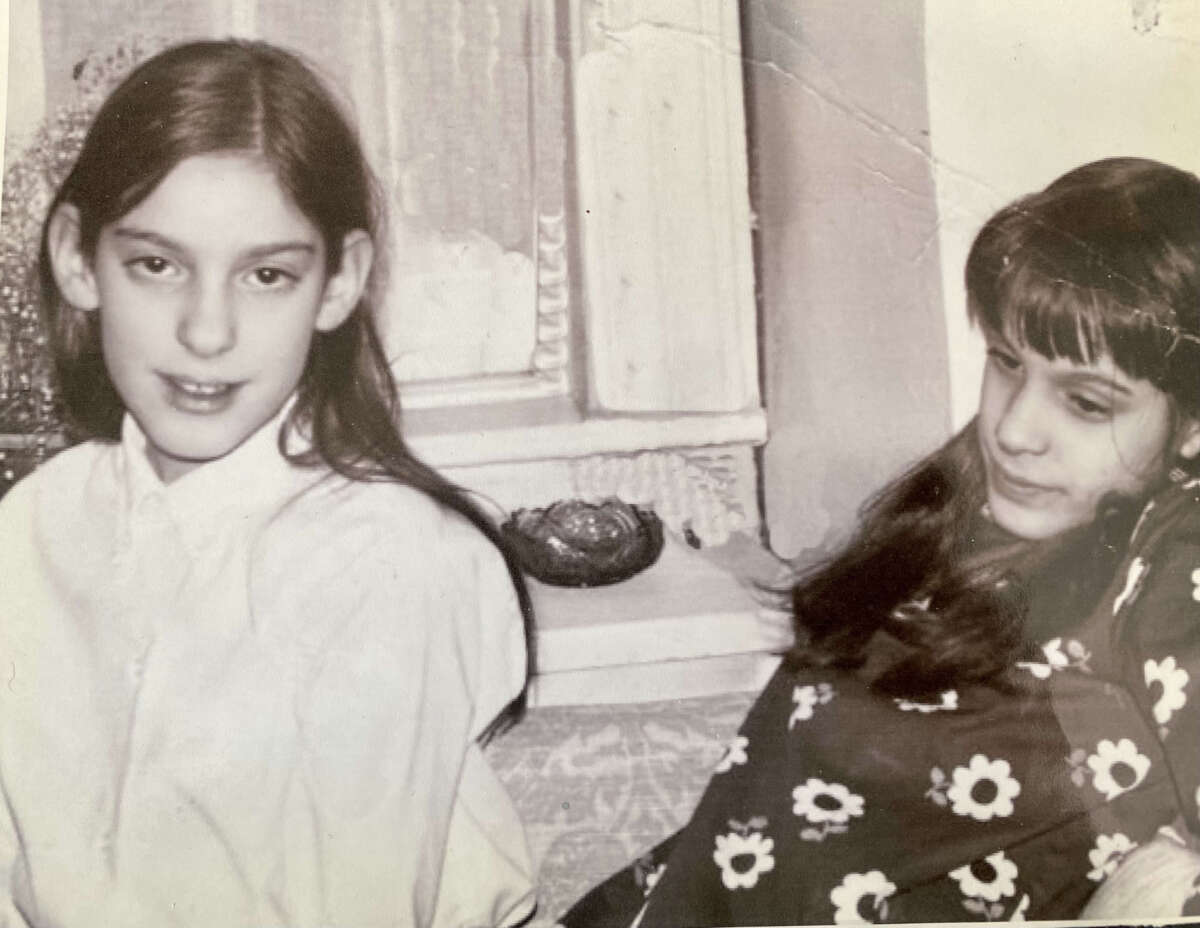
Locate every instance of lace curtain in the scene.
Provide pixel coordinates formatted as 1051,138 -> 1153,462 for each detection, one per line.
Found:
3,0 -> 566,426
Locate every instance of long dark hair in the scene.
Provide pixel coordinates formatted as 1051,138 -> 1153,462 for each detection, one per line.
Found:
788,158 -> 1200,696
38,39 -> 534,737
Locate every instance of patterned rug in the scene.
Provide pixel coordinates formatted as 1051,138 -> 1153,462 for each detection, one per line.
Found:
487,691 -> 756,925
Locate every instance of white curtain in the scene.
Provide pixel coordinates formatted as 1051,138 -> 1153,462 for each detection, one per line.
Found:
18,0 -> 565,384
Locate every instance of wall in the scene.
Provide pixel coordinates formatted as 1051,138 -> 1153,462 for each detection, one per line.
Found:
744,0 -> 951,560
3,0 -> 46,161
926,0 -> 1200,427
750,0 -> 1200,559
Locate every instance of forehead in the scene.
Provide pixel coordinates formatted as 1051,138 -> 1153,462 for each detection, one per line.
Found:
109,153 -> 321,251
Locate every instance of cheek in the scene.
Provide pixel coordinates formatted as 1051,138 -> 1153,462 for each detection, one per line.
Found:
94,267 -> 158,336
976,366 -> 1006,428
1113,436 -> 1170,491
1076,425 -> 1171,502
1122,401 -> 1174,468
242,308 -> 322,374
98,300 -> 162,362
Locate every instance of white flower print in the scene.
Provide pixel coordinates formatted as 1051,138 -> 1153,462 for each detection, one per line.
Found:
1087,832 -> 1138,882
946,754 -> 1021,821
1009,894 -> 1031,921
1016,637 -> 1091,678
1087,738 -> 1151,800
1131,496 -> 1157,543
830,870 -> 897,924
714,735 -> 749,774
1144,656 -> 1189,726
712,830 -> 775,890
791,686 -> 819,724
1039,637 -> 1069,670
633,852 -> 666,897
643,862 -> 666,895
1192,567 -> 1200,602
891,596 -> 932,622
1113,557 -> 1148,615
895,689 -> 958,713
789,682 -> 834,729
949,850 -> 1019,902
1016,638 -> 1069,679
792,778 -> 865,840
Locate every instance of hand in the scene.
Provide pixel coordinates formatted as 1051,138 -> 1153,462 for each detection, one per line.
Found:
1080,831 -> 1200,919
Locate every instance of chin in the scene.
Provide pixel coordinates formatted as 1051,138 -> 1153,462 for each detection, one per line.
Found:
142,420 -> 253,470
986,494 -> 1067,541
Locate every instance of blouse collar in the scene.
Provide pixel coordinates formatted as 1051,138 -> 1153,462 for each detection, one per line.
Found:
114,398 -> 322,555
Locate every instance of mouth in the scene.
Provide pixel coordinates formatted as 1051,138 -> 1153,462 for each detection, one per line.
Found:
159,373 -> 244,412
987,458 -> 1056,501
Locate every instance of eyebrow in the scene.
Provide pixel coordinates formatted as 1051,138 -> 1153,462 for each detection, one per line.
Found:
985,330 -> 1134,397
1056,370 -> 1132,397
111,227 -> 318,261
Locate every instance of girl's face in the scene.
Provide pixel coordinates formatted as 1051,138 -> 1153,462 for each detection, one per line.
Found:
977,328 -> 1198,540
54,153 -> 369,482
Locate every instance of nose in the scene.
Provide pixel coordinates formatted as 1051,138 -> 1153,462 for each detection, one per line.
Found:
177,279 -> 235,357
994,380 -> 1050,456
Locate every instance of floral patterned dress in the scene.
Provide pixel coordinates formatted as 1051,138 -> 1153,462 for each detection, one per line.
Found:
561,477 -> 1200,925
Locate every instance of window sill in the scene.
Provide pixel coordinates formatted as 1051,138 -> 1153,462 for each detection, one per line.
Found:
404,396 -> 767,468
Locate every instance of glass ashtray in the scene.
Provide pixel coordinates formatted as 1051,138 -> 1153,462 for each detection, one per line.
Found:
501,497 -> 664,587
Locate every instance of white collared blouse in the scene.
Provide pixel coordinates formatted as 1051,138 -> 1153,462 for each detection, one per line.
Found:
0,411 -> 533,927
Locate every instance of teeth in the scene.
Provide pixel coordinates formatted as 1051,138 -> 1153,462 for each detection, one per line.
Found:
175,378 -> 229,396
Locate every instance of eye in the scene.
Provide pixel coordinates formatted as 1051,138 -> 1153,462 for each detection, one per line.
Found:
987,347 -> 1021,373
245,266 -> 296,289
126,255 -> 179,279
1068,392 -> 1112,419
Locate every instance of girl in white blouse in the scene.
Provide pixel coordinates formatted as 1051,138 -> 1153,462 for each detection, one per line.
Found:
0,39 -> 535,927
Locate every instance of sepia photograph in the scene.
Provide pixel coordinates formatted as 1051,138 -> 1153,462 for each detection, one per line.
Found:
2,0 -> 1200,924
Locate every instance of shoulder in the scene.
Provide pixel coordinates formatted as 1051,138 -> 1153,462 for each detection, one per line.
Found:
253,475 -> 526,723
0,440 -> 116,530
0,442 -> 120,622
1113,479 -> 1200,649
1132,478 -> 1200,551
266,475 -> 502,571
253,474 -> 518,627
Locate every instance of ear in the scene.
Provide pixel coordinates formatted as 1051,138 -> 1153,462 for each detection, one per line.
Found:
315,230 -> 374,332
46,203 -> 100,311
1178,417 -> 1200,461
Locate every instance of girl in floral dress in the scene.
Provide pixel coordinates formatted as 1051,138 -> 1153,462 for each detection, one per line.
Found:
563,157 -> 1200,925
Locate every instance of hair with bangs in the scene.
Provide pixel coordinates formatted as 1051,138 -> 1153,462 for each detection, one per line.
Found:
786,158 -> 1200,696
38,39 -> 533,736
966,158 -> 1200,414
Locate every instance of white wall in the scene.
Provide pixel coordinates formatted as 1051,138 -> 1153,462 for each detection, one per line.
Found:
3,0 -> 46,161
927,0 -> 1200,427
748,0 -> 951,560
